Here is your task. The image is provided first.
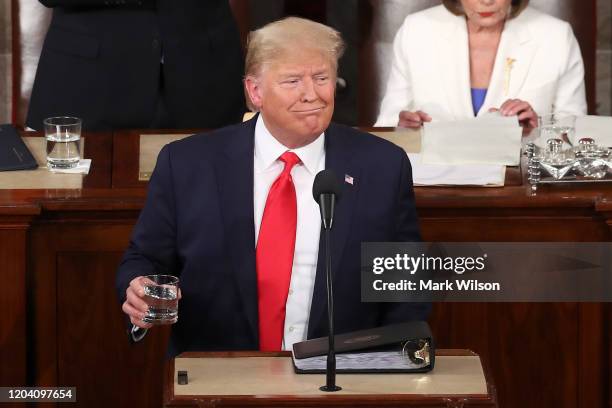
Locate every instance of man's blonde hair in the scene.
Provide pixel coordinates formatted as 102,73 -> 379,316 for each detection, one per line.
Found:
245,17 -> 345,78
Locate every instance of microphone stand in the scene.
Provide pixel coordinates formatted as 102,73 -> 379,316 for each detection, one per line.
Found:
319,195 -> 341,392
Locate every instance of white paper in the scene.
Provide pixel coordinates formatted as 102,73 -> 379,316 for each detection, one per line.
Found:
408,154 -> 505,186
421,114 -> 522,166
48,159 -> 92,175
292,351 -> 428,371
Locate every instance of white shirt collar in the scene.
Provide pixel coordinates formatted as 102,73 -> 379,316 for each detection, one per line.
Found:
254,114 -> 325,175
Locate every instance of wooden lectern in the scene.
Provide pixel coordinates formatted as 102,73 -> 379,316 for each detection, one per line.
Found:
164,350 -> 497,407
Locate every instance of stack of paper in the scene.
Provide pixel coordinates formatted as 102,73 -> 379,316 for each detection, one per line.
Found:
421,114 -> 522,166
292,350 -> 428,372
389,113 -> 519,186
408,153 -> 506,186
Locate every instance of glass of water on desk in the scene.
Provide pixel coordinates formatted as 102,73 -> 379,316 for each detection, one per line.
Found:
142,275 -> 179,325
538,114 -> 576,147
44,116 -> 81,170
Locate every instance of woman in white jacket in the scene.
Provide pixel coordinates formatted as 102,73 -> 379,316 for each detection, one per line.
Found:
375,0 -> 587,133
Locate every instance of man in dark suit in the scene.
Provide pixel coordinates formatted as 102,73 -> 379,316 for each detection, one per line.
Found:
117,17 -> 428,355
26,0 -> 245,130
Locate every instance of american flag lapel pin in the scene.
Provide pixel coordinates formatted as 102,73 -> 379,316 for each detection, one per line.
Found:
344,174 -> 354,185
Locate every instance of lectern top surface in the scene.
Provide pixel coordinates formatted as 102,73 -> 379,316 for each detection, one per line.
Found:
173,355 -> 487,397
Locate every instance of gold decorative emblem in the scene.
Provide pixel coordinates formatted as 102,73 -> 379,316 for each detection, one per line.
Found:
504,57 -> 517,96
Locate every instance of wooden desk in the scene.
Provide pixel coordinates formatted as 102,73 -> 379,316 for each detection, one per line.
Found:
0,130 -> 609,408
164,350 -> 497,408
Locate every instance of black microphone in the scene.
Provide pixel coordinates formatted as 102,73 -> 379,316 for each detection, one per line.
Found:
312,170 -> 343,230
312,170 -> 342,392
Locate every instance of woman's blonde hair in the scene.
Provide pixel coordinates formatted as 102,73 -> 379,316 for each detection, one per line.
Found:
245,17 -> 345,78
442,0 -> 529,19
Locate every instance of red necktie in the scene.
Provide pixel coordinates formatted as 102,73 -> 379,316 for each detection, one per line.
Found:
256,151 -> 301,351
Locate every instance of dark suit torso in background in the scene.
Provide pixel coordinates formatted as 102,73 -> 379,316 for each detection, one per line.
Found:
27,0 -> 245,130
116,116 -> 429,357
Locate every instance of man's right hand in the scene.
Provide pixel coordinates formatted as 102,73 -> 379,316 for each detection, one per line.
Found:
398,110 -> 432,129
122,276 -> 154,329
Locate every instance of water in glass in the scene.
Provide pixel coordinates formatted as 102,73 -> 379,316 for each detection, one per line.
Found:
46,132 -> 81,169
143,283 -> 178,324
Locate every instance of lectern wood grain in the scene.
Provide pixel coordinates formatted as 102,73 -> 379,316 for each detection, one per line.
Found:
164,351 -> 496,408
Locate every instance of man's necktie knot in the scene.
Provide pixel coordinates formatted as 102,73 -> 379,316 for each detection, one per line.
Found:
279,151 -> 301,175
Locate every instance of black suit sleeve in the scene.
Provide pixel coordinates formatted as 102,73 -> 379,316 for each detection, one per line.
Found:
115,144 -> 180,308
394,151 -> 421,242
379,151 -> 431,325
39,0 -> 151,7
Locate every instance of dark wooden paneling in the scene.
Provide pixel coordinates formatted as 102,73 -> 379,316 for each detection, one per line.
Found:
112,130 -> 145,188
431,303 -> 579,408
609,304 -> 612,408
420,217 -> 610,242
422,208 -> 608,408
0,224 -> 30,388
578,304 -> 608,408
82,131 -> 114,189
57,252 -> 169,408
29,221 -> 171,408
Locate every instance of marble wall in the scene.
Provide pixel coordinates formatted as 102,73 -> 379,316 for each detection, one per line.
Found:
597,0 -> 612,115
0,0 -> 11,124
0,0 -> 611,124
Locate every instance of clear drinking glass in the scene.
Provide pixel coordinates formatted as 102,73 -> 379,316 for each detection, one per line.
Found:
43,116 -> 82,170
142,275 -> 179,325
538,114 -> 576,147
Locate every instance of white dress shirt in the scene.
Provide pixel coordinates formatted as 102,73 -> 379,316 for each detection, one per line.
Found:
254,115 -> 325,350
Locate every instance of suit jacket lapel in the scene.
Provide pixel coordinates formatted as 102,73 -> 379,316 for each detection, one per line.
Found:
214,116 -> 259,344
435,14 -> 474,119
480,15 -> 537,114
307,124 -> 361,338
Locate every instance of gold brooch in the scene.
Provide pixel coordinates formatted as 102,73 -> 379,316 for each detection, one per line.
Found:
504,57 -> 517,96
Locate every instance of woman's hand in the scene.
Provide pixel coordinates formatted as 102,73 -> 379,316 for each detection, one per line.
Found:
398,110 -> 432,129
490,99 -> 538,135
